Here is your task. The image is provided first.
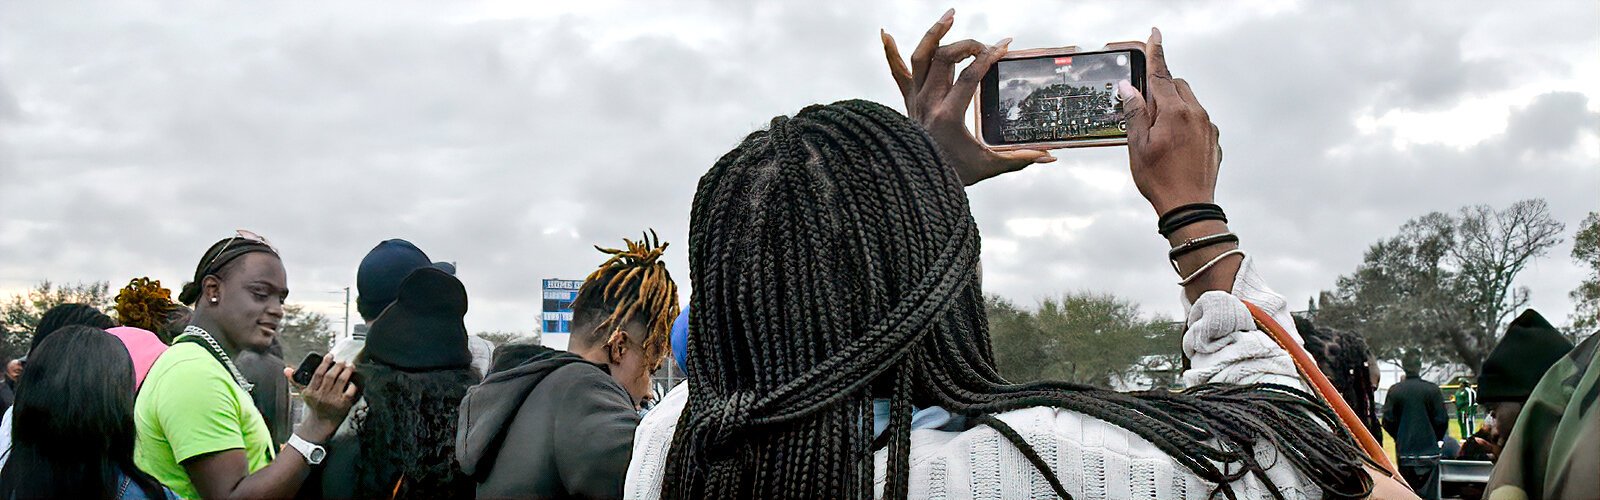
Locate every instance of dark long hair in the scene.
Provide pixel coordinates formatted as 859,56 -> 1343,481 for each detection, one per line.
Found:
662,100 -> 1373,499
1296,316 -> 1381,439
0,326 -> 167,500
351,361 -> 477,499
32,303 -> 117,352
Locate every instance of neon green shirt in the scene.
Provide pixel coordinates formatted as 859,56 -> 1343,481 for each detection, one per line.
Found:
134,342 -> 276,499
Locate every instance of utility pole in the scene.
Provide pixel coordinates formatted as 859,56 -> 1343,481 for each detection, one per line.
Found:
343,286 -> 351,339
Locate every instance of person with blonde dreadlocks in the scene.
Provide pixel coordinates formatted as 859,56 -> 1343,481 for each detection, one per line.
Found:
457,231 -> 680,499
115,277 -> 182,344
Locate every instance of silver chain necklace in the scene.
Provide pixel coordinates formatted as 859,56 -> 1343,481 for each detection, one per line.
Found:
179,325 -> 255,393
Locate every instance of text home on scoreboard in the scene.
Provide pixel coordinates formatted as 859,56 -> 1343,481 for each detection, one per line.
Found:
541,279 -> 583,334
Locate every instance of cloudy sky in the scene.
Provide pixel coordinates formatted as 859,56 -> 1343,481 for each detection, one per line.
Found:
2,1 -> 1596,338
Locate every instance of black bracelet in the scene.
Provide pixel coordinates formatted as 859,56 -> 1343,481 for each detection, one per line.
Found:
1168,232 -> 1239,260
1158,203 -> 1223,228
1158,207 -> 1227,238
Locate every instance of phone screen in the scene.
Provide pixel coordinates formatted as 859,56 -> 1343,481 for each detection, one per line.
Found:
981,49 -> 1144,146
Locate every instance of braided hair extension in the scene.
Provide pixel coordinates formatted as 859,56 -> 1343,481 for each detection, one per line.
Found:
114,277 -> 179,342
569,230 -> 680,365
662,100 -> 1374,500
1295,316 -> 1381,441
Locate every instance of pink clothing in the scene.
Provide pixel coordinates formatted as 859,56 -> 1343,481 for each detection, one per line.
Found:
107,326 -> 168,390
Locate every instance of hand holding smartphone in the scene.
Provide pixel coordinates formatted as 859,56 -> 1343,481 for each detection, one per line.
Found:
881,10 -> 1148,186
292,352 -> 324,386
976,45 -> 1146,150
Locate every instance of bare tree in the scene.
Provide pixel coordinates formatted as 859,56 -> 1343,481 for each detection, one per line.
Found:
1319,199 -> 1565,373
475,330 -> 528,348
1453,200 -> 1566,351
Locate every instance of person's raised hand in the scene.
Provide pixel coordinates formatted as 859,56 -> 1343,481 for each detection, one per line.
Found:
881,9 -> 1056,186
284,354 -> 358,441
1119,27 -> 1222,217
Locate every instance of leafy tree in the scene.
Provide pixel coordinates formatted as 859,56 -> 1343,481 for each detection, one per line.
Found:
1571,212 -> 1600,335
276,304 -> 335,366
1319,199 -> 1565,374
0,281 -> 113,361
986,292 -> 1181,388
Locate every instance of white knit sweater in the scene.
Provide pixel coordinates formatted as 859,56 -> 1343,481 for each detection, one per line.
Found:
624,257 -> 1320,499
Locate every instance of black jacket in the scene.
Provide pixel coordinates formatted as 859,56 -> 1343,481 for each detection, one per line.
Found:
0,378 -> 13,414
1383,375 -> 1448,457
455,345 -> 638,499
235,347 -> 292,446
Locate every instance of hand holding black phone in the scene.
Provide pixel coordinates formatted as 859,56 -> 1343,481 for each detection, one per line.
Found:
292,352 -> 324,386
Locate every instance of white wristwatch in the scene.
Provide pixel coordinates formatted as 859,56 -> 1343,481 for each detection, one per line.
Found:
287,434 -> 327,465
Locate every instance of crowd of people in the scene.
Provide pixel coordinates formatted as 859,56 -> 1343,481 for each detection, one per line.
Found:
1365,309 -> 1588,500
0,11 -> 1594,500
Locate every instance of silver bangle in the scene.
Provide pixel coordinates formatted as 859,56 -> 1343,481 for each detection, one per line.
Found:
1178,249 -> 1246,286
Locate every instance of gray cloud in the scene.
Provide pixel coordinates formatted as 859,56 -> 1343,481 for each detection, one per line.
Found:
0,1 -> 1595,335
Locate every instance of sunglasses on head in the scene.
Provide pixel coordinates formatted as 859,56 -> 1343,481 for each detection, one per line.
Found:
204,229 -> 277,272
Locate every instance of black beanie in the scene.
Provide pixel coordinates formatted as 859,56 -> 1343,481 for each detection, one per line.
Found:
1478,309 -> 1574,404
364,267 -> 473,371
355,239 -> 457,322
356,239 -> 433,321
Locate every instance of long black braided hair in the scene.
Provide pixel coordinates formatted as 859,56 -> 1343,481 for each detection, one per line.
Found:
662,99 -> 1374,499
1296,316 -> 1382,445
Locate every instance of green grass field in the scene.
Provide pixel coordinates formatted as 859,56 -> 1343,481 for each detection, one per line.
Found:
1380,418 -> 1470,462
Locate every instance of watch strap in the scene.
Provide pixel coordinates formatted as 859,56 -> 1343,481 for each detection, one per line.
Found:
288,433 -> 326,465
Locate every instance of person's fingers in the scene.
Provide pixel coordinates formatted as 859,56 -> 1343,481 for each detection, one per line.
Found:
1212,122 -> 1223,167
881,30 -> 914,103
282,367 -> 299,387
1144,27 -> 1180,119
919,39 -> 985,109
1119,80 -> 1151,143
945,38 -> 1010,112
1147,27 -> 1171,79
307,353 -> 336,393
910,9 -> 955,93
996,149 -> 1056,165
317,361 -> 345,395
1173,78 -> 1206,118
343,381 -> 359,400
332,362 -> 355,394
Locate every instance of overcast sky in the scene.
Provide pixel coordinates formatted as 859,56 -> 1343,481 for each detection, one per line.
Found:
2,1 -> 1596,337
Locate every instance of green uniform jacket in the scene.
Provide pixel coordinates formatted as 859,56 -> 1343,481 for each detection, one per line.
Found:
1485,333 -> 1599,500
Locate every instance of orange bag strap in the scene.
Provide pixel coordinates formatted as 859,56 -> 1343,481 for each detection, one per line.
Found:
1242,301 -> 1404,485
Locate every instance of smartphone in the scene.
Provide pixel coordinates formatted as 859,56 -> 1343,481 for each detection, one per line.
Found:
292,352 -> 323,386
976,44 -> 1145,150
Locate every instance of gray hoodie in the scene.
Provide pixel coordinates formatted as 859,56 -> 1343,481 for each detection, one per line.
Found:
455,344 -> 639,499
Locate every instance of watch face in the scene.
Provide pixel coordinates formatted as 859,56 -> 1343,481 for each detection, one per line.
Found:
309,448 -> 326,463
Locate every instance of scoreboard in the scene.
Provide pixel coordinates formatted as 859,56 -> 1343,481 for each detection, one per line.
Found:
541,279 -> 583,350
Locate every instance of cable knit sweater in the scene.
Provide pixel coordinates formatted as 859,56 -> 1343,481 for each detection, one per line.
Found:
624,257 -> 1320,499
